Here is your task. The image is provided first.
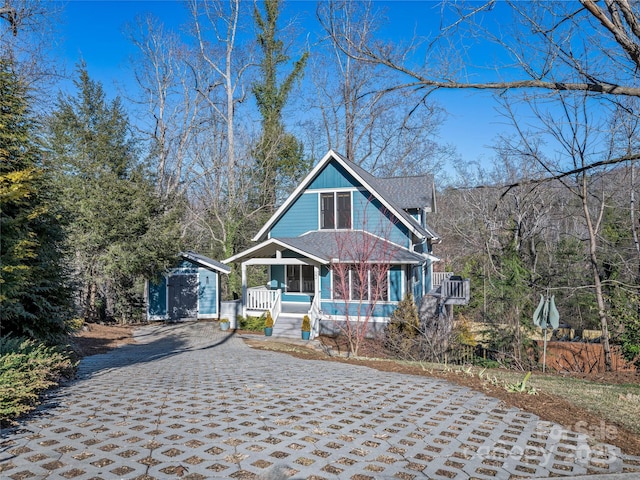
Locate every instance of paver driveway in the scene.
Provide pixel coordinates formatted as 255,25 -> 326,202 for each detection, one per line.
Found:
1,322 -> 639,479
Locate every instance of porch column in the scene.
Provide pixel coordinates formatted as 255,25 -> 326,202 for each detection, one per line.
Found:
313,265 -> 320,338
241,262 -> 247,320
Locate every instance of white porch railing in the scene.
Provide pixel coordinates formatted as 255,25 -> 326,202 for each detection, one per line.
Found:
432,271 -> 453,287
247,286 -> 278,312
308,294 -> 321,340
271,290 -> 282,324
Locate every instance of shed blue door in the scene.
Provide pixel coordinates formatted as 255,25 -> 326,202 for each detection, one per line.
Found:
168,274 -> 198,320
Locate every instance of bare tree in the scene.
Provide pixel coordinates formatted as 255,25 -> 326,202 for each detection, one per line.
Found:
498,91 -> 619,370
188,0 -> 253,203
323,1 -> 640,172
127,14 -> 205,200
312,0 -> 451,176
330,230 -> 393,357
1,0 -> 62,98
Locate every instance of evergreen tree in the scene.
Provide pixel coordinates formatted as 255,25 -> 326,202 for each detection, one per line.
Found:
45,65 -> 181,323
0,57 -> 71,342
253,0 -> 309,212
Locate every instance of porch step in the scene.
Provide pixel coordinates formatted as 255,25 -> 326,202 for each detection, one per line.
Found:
272,314 -> 305,339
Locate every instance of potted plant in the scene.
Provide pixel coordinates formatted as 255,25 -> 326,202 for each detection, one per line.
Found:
264,311 -> 274,336
301,315 -> 311,340
219,318 -> 230,331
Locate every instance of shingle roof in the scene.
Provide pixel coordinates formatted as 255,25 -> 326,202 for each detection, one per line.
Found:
181,251 -> 231,274
277,231 -> 425,264
333,152 -> 439,240
333,153 -> 433,209
376,176 -> 434,210
253,150 -> 440,242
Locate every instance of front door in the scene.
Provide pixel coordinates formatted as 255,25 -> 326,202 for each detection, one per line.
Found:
167,273 -> 198,320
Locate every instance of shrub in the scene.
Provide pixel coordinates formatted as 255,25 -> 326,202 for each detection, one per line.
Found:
0,336 -> 76,424
265,311 -> 274,328
302,315 -> 311,332
237,314 -> 265,331
385,294 -> 420,358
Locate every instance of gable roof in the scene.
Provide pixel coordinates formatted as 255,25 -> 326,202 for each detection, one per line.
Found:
341,157 -> 435,211
180,251 -> 231,274
224,231 -> 429,265
252,150 -> 440,242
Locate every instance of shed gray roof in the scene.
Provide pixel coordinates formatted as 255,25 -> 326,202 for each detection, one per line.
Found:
277,231 -> 425,264
180,251 -> 231,274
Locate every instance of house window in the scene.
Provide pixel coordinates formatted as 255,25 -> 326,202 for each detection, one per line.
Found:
337,192 -> 351,228
332,265 -> 389,301
370,265 -> 389,302
321,193 -> 334,229
320,192 -> 351,229
286,265 -> 314,293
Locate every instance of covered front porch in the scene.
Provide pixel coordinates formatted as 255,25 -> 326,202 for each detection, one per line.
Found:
225,238 -> 328,339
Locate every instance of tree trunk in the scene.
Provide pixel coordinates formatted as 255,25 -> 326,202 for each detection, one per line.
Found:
581,176 -> 612,371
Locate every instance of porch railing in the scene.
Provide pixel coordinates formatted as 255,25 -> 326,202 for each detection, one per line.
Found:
432,271 -> 453,287
308,294 -> 321,340
441,278 -> 471,304
271,289 -> 282,325
247,286 -> 278,311
246,286 -> 282,324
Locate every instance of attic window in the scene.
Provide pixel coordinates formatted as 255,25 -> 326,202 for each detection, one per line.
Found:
321,192 -> 351,229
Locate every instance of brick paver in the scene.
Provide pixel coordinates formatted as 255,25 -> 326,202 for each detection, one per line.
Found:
1,322 -> 639,479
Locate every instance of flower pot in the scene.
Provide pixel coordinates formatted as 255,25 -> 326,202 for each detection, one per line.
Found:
220,321 -> 230,331
264,327 -> 273,336
301,331 -> 311,340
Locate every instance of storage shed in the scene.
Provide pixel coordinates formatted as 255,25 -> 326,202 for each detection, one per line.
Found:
146,251 -> 231,321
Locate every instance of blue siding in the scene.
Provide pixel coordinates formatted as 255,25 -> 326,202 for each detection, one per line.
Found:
148,277 -> 167,316
389,266 -> 403,302
175,260 -> 199,273
308,159 -> 360,190
352,189 -> 411,248
198,268 -> 218,316
320,301 -> 398,319
271,192 -> 318,237
320,266 -> 331,300
282,293 -> 313,302
270,265 -> 285,289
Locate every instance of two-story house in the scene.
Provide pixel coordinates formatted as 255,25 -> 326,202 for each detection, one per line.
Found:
223,150 -> 469,337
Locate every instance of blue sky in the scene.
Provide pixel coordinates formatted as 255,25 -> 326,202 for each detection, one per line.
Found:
56,0 -> 510,166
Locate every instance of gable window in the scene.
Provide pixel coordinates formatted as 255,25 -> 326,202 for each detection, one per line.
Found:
320,191 -> 351,229
332,265 -> 389,301
286,265 -> 314,293
321,193 -> 334,229
337,192 -> 351,228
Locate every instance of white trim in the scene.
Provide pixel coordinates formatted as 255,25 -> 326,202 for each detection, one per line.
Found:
180,251 -> 230,274
224,237 -> 327,265
285,264 -> 315,294
305,186 -> 360,194
320,314 -> 392,323
252,150 -> 435,242
330,264 -> 391,302
253,150 -> 339,241
244,258 -> 318,266
319,190 -> 353,230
